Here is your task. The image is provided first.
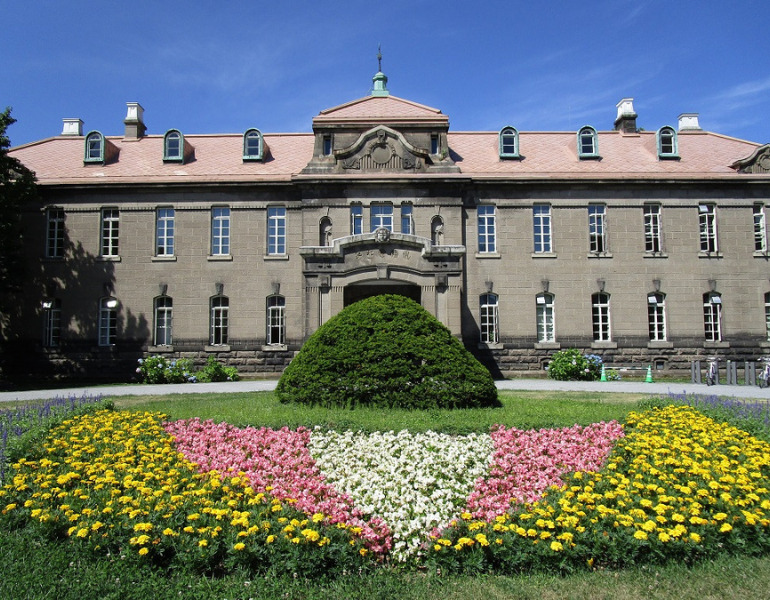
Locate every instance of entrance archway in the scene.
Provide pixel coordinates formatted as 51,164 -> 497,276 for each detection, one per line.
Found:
343,280 -> 421,307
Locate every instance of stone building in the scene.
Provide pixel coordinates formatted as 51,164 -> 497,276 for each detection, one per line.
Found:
6,69 -> 770,380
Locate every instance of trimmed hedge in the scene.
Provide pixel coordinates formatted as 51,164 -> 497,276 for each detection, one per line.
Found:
276,295 -> 499,409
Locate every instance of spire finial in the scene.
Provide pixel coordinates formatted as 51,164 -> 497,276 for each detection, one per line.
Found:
377,44 -> 382,72
371,44 -> 389,97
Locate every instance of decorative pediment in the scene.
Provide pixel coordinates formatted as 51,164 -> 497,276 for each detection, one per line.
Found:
336,126 -> 428,172
731,144 -> 770,173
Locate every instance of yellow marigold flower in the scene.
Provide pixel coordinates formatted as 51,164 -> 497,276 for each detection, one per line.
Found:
312,513 -> 324,523
138,547 -> 149,556
198,539 -> 208,547
474,534 -> 489,547
550,541 -> 564,552
461,512 -> 472,520
720,523 -> 733,533
658,532 -> 671,543
233,542 -> 245,551
266,535 -> 276,543
301,528 -> 320,542
713,512 -> 728,522
76,528 -> 89,538
690,532 -> 702,543
359,548 -> 368,556
434,544 -> 442,551
634,530 -> 648,541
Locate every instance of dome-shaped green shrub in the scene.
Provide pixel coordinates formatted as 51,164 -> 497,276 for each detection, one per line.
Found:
276,295 -> 499,409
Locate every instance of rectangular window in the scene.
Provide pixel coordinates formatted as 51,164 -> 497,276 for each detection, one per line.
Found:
370,204 -> 393,232
699,204 -> 718,253
588,204 -> 606,253
211,207 -> 230,256
156,208 -> 175,256
46,208 -> 65,258
267,206 -> 286,255
210,297 -> 229,345
351,204 -> 363,235
592,293 -> 611,342
480,294 -> 499,344
754,204 -> 767,252
536,294 -> 555,342
703,294 -> 722,342
647,293 -> 667,341
322,135 -> 333,156
101,209 -> 119,257
477,205 -> 496,253
98,298 -> 118,346
154,297 -> 173,346
267,296 -> 286,345
643,204 -> 662,253
765,293 -> 770,341
401,204 -> 413,234
533,204 -> 552,253
42,299 -> 61,348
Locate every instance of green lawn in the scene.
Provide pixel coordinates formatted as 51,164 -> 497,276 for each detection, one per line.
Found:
3,389 -> 770,600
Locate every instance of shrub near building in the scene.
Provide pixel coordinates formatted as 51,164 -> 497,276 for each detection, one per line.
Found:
276,295 -> 499,410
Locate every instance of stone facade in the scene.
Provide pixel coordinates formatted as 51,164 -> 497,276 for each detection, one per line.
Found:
5,75 -> 770,382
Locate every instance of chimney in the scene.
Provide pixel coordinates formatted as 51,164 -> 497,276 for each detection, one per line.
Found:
678,113 -> 701,131
61,118 -> 83,136
124,102 -> 146,140
614,98 -> 638,133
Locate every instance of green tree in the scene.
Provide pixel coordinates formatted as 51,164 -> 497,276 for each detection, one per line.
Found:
0,107 -> 37,292
277,294 -> 500,409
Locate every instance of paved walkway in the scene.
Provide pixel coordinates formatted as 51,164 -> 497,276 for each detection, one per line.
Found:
2,377 -> 769,403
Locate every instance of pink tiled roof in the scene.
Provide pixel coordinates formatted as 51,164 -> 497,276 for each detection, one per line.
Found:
314,95 -> 448,124
10,128 -> 764,186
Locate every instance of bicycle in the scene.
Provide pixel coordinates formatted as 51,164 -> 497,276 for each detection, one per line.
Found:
758,358 -> 770,388
705,357 -> 718,386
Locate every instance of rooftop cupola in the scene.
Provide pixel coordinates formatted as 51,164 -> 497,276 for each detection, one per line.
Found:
614,97 -> 638,133
371,45 -> 389,97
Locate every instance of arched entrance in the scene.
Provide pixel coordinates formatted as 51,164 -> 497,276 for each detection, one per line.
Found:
343,280 -> 421,307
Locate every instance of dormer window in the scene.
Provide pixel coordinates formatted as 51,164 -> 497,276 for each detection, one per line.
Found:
243,128 -> 264,161
657,126 -> 679,159
430,134 -> 439,155
578,126 -> 599,158
84,131 -> 104,163
322,134 -> 333,156
499,126 -> 519,158
164,130 -> 183,162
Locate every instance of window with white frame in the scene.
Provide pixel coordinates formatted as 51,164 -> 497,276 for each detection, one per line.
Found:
499,126 -> 519,158
164,130 -> 183,162
533,204 -> 552,253
211,207 -> 230,256
754,204 -> 767,252
46,208 -> 65,258
84,131 -> 104,163
536,293 -> 555,343
210,296 -> 229,345
156,208 -> 175,256
400,203 -> 413,234
101,209 -> 119,257
643,204 -> 662,253
699,204 -> 718,253
647,292 -> 667,341
578,126 -> 598,158
350,204 -> 363,235
370,204 -> 393,232
765,292 -> 770,341
477,205 -> 496,253
588,204 -> 606,253
591,292 -> 611,342
42,298 -> 61,348
703,292 -> 722,342
657,126 -> 678,158
480,293 -> 499,344
267,295 -> 286,345
267,206 -> 286,255
243,129 -> 263,161
154,296 -> 173,346
98,297 -> 118,346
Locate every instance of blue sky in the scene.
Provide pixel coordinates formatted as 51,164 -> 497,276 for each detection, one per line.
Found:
4,1 -> 769,147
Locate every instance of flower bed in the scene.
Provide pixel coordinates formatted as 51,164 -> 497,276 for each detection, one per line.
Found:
2,405 -> 770,576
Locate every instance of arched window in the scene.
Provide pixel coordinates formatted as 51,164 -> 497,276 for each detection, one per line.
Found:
647,292 -> 666,341
657,126 -> 678,158
267,295 -> 286,345
536,293 -> 555,343
84,131 -> 104,163
319,217 -> 332,246
577,126 -> 598,158
431,216 -> 444,246
703,292 -> 722,342
591,292 -> 611,341
499,126 -> 519,158
164,130 -> 183,162
210,295 -> 229,345
154,296 -> 173,346
480,293 -> 499,344
243,128 -> 263,161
